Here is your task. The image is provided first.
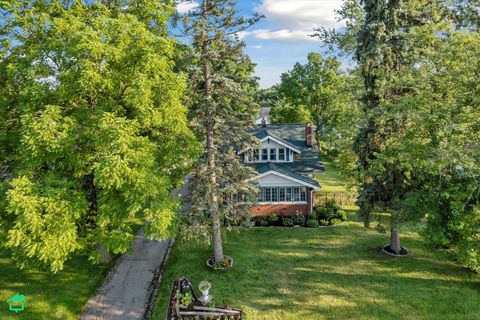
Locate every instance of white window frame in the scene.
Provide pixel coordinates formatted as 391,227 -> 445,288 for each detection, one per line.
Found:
257,187 -> 308,204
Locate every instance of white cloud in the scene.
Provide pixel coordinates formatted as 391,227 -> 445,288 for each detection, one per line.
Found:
176,1 -> 199,14
250,45 -> 263,49
249,0 -> 344,42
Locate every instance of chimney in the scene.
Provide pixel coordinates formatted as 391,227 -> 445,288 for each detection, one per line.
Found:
305,122 -> 312,147
261,117 -> 267,127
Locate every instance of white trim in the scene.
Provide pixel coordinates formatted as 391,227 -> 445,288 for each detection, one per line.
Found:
249,170 -> 320,190
260,136 -> 301,154
258,201 -> 308,205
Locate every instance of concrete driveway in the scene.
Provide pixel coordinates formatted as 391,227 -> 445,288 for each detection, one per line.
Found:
80,228 -> 173,320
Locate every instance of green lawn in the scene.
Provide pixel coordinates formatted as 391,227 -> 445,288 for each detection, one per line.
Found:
315,158 -> 355,193
152,224 -> 480,320
0,249 -> 112,319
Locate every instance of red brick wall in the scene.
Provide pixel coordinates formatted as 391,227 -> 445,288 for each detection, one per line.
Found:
250,204 -> 309,217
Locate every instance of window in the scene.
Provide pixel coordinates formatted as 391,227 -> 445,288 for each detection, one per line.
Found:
253,149 -> 260,161
265,188 -> 272,202
258,187 -> 308,203
300,187 -> 307,202
272,187 -> 278,202
278,148 -> 285,161
257,188 -> 264,202
270,148 -> 277,161
262,149 -> 269,161
293,187 -> 300,202
285,187 -> 292,202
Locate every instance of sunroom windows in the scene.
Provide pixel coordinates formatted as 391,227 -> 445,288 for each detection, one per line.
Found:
258,187 -> 307,203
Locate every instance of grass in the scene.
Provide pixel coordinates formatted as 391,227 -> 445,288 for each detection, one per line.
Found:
0,249 -> 112,319
315,158 -> 355,193
152,224 -> 480,320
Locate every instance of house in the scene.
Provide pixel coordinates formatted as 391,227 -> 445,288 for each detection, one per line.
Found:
241,122 -> 324,216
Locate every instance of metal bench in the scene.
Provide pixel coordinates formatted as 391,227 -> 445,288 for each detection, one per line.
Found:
166,277 -> 243,320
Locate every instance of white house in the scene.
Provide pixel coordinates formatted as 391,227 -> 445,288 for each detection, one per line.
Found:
241,122 -> 324,216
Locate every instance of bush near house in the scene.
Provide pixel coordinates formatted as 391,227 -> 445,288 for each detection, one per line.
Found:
312,199 -> 347,226
252,200 -> 346,228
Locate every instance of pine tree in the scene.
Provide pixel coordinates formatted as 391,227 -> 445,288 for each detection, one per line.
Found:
180,0 -> 261,264
0,0 -> 197,271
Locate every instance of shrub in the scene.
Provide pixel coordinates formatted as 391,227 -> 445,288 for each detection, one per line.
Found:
306,219 -> 319,228
282,218 -> 294,227
292,212 -> 306,226
256,218 -> 269,226
313,199 -> 346,226
269,214 -> 279,223
337,210 -> 347,221
319,219 -> 330,226
330,218 -> 343,226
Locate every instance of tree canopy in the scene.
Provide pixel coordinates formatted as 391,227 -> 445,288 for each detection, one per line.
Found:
0,0 -> 197,272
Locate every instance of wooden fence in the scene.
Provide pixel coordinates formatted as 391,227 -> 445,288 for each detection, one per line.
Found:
315,192 -> 358,206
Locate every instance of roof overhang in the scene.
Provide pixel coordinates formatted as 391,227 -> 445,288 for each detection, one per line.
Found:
260,136 -> 301,154
248,170 -> 320,190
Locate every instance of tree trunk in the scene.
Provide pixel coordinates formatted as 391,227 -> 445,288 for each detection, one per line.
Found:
202,0 -> 224,264
390,216 -> 401,254
212,218 -> 224,263
97,243 -> 111,264
363,212 -> 371,229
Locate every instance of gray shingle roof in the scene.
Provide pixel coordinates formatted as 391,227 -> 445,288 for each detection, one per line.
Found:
250,162 -> 320,188
248,124 -> 325,188
253,130 -> 301,152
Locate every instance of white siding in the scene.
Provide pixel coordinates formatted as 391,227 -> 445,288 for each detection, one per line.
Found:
260,139 -> 283,150
253,173 -> 304,187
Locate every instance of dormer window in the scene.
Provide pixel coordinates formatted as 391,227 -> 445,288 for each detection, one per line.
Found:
261,149 -> 269,161
269,149 -> 277,161
278,148 -> 285,161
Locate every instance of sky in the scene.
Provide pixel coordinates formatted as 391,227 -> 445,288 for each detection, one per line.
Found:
176,0 -> 344,89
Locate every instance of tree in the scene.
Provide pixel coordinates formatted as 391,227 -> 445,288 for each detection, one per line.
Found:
354,0 -> 449,253
180,0 -> 261,264
0,0 -> 197,272
275,53 -> 347,156
391,31 -> 480,269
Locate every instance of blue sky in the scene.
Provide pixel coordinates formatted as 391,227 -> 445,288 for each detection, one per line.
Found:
177,1 -> 344,89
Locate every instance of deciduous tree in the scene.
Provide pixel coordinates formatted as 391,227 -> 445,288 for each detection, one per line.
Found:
0,0 -> 197,271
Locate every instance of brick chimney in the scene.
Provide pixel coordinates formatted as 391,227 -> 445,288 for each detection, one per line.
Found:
305,122 -> 312,147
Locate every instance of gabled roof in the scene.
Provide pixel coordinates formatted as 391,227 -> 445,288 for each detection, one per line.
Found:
254,130 -> 301,154
250,124 -> 325,174
249,162 -> 320,189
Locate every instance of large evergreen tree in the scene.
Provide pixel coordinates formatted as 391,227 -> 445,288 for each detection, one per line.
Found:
354,0 -> 449,253
0,0 -> 197,271
180,0 -> 261,264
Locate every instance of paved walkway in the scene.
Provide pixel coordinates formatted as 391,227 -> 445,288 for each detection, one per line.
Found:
80,228 -> 172,320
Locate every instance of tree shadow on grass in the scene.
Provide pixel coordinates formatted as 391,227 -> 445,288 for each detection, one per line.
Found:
0,249 -> 111,319
154,225 -> 480,320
